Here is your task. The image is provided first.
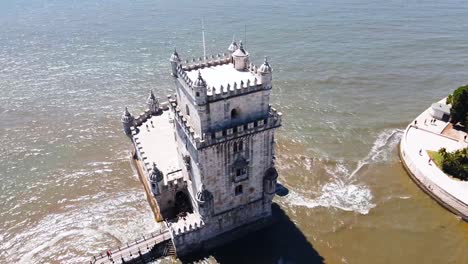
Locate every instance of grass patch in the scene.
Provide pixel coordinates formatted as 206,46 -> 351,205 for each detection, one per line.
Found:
427,150 -> 443,168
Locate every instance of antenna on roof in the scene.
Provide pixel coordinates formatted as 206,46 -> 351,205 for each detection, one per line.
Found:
244,24 -> 247,49
202,18 -> 206,60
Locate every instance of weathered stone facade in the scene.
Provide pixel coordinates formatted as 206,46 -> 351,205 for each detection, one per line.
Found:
123,40 -> 282,256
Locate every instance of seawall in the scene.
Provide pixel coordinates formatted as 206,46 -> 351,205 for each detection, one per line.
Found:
399,108 -> 468,221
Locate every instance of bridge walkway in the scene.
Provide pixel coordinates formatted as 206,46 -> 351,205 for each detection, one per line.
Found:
90,228 -> 174,264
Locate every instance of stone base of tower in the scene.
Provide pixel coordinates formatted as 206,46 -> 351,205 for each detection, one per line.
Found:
170,198 -> 274,257
174,212 -> 273,257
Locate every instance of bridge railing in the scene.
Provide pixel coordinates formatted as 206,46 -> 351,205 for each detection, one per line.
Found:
90,228 -> 170,263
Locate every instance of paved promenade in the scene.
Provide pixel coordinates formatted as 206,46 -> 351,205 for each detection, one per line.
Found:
400,99 -> 468,220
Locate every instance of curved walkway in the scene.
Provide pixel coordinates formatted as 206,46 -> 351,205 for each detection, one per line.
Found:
399,99 -> 468,221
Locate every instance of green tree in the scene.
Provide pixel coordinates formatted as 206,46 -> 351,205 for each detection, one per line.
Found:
448,85 -> 468,127
439,147 -> 468,181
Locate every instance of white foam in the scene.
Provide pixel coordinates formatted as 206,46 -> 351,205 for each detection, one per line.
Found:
349,128 -> 403,178
286,183 -> 374,215
2,191 -> 158,263
284,129 -> 403,215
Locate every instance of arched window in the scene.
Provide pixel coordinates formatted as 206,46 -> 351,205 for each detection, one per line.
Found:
231,108 -> 239,119
238,140 -> 243,151
233,142 -> 238,153
186,105 -> 190,116
235,185 -> 243,196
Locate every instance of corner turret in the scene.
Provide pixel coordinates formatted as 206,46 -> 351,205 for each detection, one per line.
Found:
147,90 -> 160,115
257,57 -> 272,89
192,71 -> 207,105
149,162 -> 164,195
121,107 -> 134,138
196,184 -> 213,219
263,167 -> 278,199
170,48 -> 181,77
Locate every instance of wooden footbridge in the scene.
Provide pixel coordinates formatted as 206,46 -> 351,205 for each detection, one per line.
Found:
90,228 -> 175,264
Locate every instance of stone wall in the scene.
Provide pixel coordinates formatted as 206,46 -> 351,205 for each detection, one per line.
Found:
206,89 -> 270,131
400,128 -> 468,220
200,129 -> 274,215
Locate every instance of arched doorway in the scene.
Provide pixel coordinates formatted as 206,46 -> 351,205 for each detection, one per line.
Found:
231,108 -> 239,119
174,191 -> 193,217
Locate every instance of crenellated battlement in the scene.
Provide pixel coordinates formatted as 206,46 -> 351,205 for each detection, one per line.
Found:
201,106 -> 282,147
174,53 -> 266,103
181,53 -> 231,71
167,213 -> 205,237
168,96 -> 282,149
168,97 -> 203,148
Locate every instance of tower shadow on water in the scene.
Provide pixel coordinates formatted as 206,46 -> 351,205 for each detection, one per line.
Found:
181,203 -> 324,264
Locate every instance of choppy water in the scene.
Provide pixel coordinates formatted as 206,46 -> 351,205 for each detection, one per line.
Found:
1,0 -> 467,263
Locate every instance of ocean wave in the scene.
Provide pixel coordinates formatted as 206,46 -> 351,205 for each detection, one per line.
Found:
283,128 -> 403,214
285,183 -> 374,215
1,191 -> 157,264
349,128 -> 403,178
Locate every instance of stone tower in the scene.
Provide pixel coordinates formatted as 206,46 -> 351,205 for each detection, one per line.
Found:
166,39 -> 282,253
122,38 -> 282,256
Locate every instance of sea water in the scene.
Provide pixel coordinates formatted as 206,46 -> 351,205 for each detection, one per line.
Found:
1,0 -> 467,263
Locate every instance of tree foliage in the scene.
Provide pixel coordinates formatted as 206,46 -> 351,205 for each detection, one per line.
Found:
438,147 -> 468,181
447,84 -> 468,126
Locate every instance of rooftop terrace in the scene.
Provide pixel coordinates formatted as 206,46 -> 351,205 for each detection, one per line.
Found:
186,63 -> 258,95
133,110 -> 181,182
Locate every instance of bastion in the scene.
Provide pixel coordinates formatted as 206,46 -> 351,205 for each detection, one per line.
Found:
399,98 -> 468,221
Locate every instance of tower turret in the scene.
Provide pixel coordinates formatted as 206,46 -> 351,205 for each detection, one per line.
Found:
121,107 -> 134,138
228,40 -> 238,54
232,41 -> 249,71
263,167 -> 278,198
149,162 -> 164,196
257,57 -> 272,89
147,90 -> 160,115
170,48 -> 181,77
192,71 -> 207,105
196,184 -> 213,219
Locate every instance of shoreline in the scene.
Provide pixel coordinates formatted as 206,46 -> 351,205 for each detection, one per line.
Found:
399,100 -> 468,221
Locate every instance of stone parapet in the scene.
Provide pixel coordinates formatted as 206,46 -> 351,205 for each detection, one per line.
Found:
168,99 -> 282,149
167,213 -> 205,237
175,56 -> 264,102
202,106 -> 282,148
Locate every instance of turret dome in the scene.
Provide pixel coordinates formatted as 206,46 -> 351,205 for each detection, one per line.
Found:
170,48 -> 181,63
232,41 -> 247,57
228,40 -> 238,53
232,41 -> 250,71
264,167 -> 278,181
193,71 -> 207,87
196,185 -> 213,204
147,90 -> 156,104
258,57 -> 272,74
121,107 -> 134,123
149,162 -> 164,183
